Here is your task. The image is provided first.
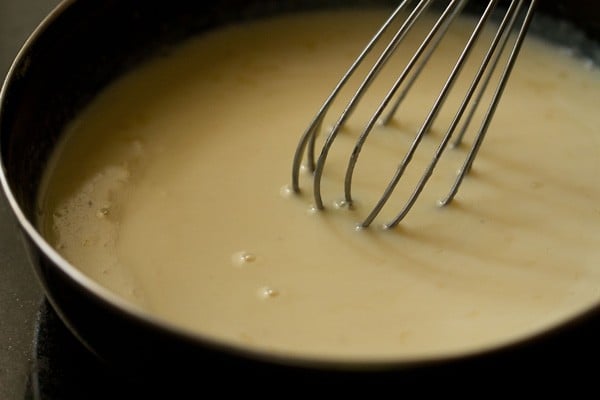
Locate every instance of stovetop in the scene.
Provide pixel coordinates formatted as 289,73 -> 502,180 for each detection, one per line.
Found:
2,1 -> 600,398
0,6 -> 47,389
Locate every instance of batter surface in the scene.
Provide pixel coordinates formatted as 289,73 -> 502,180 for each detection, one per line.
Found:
38,9 -> 600,361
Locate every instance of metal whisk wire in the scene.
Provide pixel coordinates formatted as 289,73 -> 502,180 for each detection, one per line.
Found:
291,0 -> 537,229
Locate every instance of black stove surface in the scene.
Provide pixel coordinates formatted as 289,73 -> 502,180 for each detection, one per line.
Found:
26,300 -> 151,400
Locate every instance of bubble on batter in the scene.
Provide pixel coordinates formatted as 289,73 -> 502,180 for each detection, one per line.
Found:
279,184 -> 294,198
96,207 -> 110,218
306,205 -> 319,215
258,286 -> 280,299
333,199 -> 351,209
232,251 -> 256,267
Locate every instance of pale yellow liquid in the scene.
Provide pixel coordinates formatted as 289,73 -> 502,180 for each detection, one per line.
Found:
38,9 -> 600,362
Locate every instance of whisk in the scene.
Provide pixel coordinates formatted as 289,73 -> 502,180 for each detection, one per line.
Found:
291,0 -> 537,229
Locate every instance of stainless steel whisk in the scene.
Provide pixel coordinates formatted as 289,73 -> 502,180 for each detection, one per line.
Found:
291,0 -> 537,228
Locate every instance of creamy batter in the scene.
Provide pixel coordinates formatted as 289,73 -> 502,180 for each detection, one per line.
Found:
38,9 -> 600,362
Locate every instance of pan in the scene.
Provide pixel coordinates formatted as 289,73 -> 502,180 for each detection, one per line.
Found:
1,0 -> 599,391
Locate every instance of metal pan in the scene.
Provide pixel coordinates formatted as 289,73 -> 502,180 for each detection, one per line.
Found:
1,0 -> 599,390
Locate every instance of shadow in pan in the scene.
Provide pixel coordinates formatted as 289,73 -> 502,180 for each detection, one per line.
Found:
25,298 -> 600,398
